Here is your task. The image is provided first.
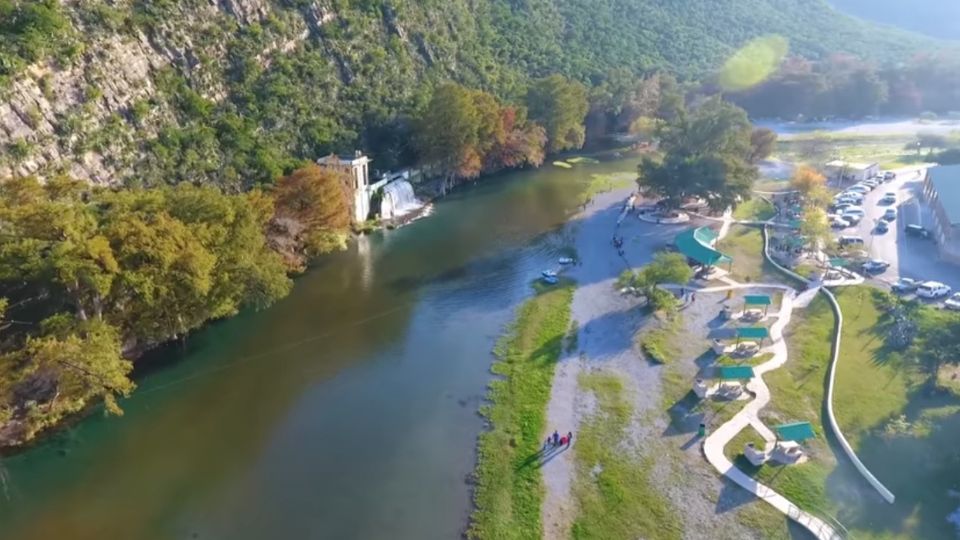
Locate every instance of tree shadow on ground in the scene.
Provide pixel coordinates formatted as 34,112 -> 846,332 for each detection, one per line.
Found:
663,391 -> 704,436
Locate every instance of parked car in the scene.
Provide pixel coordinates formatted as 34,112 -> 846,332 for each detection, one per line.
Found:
837,195 -> 863,205
843,213 -> 863,225
883,171 -> 896,180
862,259 -> 890,273
847,185 -> 870,194
905,224 -> 931,239
880,192 -> 897,204
916,281 -> 952,299
832,203 -> 853,213
862,179 -> 879,189
839,235 -> 865,246
883,208 -> 897,221
874,220 -> 889,233
945,293 -> 960,311
831,217 -> 851,229
891,278 -> 919,293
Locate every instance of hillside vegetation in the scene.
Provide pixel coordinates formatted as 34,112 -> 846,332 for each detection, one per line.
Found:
0,0 -> 942,187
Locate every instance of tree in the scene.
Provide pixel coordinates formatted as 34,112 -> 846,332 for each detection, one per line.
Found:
918,314 -> 960,386
638,97 -> 758,210
416,84 -> 546,183
271,164 -> 354,269
748,128 -> 777,163
799,206 -> 831,249
633,253 -> 694,313
526,75 -> 589,153
790,165 -> 827,196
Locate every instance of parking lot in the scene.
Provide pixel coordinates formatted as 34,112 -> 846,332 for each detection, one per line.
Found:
835,167 -> 960,303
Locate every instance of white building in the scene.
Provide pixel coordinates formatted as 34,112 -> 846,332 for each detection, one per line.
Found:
823,160 -> 880,183
317,151 -> 371,222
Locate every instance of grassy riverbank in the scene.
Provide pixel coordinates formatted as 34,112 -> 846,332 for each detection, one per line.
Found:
468,282 -> 574,539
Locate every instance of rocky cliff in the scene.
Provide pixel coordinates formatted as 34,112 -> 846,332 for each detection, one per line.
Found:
0,0 -> 937,187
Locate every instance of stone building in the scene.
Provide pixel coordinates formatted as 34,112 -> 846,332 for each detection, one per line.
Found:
317,151 -> 372,222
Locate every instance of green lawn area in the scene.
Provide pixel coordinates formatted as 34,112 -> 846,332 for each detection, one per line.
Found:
468,283 -> 574,539
572,372 -> 682,540
717,225 -> 778,283
733,198 -> 775,221
754,285 -> 960,539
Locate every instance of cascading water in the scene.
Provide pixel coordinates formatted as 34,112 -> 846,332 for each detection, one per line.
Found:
380,180 -> 424,220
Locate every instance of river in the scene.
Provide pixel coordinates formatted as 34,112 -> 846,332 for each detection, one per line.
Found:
0,156 -> 638,540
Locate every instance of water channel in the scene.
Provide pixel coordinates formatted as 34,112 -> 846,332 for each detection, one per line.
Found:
0,156 -> 638,540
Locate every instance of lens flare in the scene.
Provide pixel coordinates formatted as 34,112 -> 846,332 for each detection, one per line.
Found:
718,35 -> 789,91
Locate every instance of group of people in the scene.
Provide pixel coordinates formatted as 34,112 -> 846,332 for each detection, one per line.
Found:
545,430 -> 573,449
612,235 -> 625,257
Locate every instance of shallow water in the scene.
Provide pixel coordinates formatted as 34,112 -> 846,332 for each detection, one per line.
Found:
0,157 -> 638,540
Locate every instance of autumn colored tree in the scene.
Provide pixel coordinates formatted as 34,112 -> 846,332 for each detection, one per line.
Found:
272,164 -> 354,262
415,84 -> 547,183
526,75 -> 589,153
790,165 -> 827,195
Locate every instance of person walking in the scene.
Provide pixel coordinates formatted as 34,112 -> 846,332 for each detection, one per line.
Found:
552,431 -> 560,446
566,432 -> 573,447
691,292 -> 696,303
559,435 -> 567,446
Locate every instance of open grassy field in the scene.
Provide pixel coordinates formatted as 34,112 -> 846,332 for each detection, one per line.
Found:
733,198 -> 776,222
717,225 -> 779,283
468,283 -> 574,539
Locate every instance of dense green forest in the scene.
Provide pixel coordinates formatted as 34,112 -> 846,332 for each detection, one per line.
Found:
830,0 -> 960,40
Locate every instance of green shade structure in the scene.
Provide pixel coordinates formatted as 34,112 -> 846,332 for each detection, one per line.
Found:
774,422 -> 816,442
735,327 -> 769,344
717,365 -> 755,380
744,294 -> 772,315
674,226 -> 732,267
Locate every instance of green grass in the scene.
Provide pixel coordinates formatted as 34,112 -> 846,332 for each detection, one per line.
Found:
572,372 -> 682,539
717,225 -> 778,283
716,352 -> 774,367
576,171 -> 637,205
468,283 -> 574,539
733,198 -> 775,221
636,313 -> 682,364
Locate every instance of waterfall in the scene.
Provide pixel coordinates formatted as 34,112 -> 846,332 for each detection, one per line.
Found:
380,180 -> 423,220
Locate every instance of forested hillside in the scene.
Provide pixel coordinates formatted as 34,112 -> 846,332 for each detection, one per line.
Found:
0,0 -> 941,188
830,0 -> 960,40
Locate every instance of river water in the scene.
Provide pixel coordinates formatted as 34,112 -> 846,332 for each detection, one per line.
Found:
0,156 -> 637,540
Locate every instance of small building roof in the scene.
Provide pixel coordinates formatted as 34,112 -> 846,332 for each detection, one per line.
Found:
674,227 -> 732,266
823,160 -> 877,172
744,295 -> 772,306
736,327 -> 770,339
775,422 -> 816,442
717,365 -> 755,380
929,164 -> 960,226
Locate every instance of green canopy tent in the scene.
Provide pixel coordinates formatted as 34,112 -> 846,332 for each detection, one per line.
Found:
716,365 -> 755,381
744,294 -> 772,316
774,421 -> 816,443
674,227 -> 732,269
735,326 -> 769,345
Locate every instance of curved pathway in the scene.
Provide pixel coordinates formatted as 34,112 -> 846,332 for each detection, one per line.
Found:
691,283 -> 842,539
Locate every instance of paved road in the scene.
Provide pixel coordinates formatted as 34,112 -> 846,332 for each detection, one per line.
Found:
839,168 -> 960,296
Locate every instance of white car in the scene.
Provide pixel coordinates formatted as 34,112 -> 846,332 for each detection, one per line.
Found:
880,192 -> 897,204
831,217 -> 851,229
847,186 -> 870,194
945,293 -> 960,311
861,259 -> 890,273
883,208 -> 897,221
916,281 -> 952,299
842,212 -> 863,225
